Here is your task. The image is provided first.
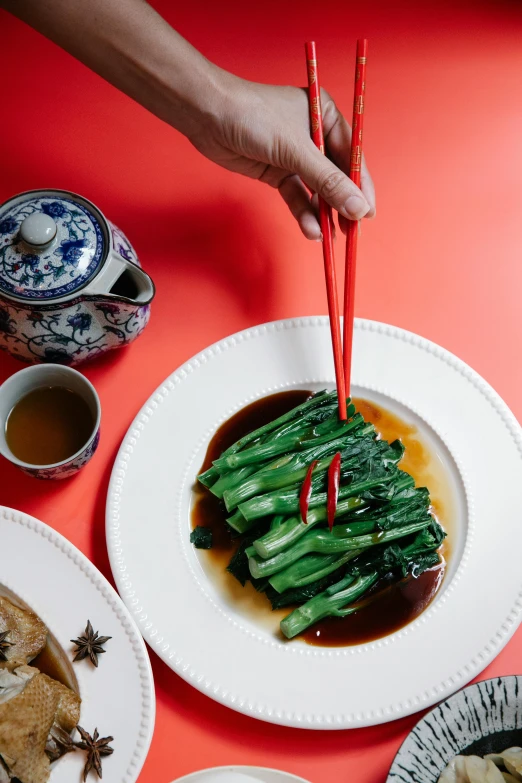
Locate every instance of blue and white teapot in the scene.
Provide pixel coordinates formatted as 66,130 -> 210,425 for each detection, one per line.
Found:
0,189 -> 155,365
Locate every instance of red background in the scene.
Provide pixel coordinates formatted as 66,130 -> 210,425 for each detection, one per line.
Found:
1,1 -> 522,781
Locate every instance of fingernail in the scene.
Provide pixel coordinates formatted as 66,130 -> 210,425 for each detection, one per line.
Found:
342,195 -> 370,220
314,233 -> 323,243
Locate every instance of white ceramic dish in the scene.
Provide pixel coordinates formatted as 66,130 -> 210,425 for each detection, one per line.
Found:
171,767 -> 311,783
0,505 -> 155,782
106,317 -> 522,729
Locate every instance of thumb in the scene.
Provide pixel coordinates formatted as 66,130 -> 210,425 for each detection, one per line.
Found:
296,143 -> 371,220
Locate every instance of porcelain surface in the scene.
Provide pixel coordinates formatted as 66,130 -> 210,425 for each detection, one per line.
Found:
106,317 -> 522,728
387,676 -> 522,783
0,363 -> 102,479
0,505 -> 155,782
0,195 -> 105,300
19,429 -> 101,480
0,190 -> 154,366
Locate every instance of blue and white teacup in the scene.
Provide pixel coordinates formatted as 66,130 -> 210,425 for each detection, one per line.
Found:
0,364 -> 101,479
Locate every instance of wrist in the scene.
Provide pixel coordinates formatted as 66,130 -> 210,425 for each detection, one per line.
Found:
135,32 -> 236,141
163,58 -> 245,145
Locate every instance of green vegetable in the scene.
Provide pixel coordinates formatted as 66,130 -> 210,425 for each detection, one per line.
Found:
190,526 -> 213,549
281,573 -> 380,639
237,462 -> 405,522
193,391 -> 447,641
198,465 -> 220,488
209,464 -> 260,499
222,425 -> 376,511
249,515 -> 431,579
216,390 -> 335,459
253,475 -> 418,560
280,525 -> 445,638
214,409 -> 362,470
226,507 -> 251,534
265,564 -> 351,609
268,550 -> 363,594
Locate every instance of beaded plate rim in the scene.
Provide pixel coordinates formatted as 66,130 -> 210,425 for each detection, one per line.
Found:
106,317 -> 522,728
0,505 -> 155,782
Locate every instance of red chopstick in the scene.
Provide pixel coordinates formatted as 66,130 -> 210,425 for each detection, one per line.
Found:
343,39 -> 368,395
305,41 -> 347,421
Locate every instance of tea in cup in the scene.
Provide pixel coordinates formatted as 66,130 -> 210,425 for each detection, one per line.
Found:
0,364 -> 101,479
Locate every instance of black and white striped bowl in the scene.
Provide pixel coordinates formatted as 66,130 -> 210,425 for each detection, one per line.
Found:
387,676 -> 522,782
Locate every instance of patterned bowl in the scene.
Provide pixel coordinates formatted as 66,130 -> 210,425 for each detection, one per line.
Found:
0,363 -> 101,479
387,676 -> 522,782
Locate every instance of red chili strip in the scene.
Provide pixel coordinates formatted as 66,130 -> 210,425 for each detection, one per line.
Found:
327,452 -> 342,531
300,460 -> 318,524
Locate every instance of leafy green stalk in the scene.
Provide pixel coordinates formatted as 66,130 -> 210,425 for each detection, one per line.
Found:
215,412 -> 363,470
199,392 -> 340,489
204,390 -> 334,465
238,470 -> 399,522
253,477 -> 419,559
226,508 -> 251,534
281,573 -> 379,639
209,464 -> 260,499
249,519 -> 376,579
223,425 -> 375,511
198,465 -> 220,488
268,551 -> 363,593
249,516 -> 431,579
280,525 -> 445,639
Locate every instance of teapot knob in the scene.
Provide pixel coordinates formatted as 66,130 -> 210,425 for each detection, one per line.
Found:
20,213 -> 57,248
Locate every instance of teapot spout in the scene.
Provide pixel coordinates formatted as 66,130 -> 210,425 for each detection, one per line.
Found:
107,262 -> 155,304
82,251 -> 155,305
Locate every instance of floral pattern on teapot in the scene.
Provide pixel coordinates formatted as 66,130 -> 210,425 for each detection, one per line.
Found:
0,223 -> 150,366
0,197 -> 104,300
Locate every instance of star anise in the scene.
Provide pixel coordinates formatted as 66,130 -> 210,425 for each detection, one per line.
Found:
0,631 -> 13,662
45,725 -> 77,762
75,726 -> 114,781
71,621 -> 111,667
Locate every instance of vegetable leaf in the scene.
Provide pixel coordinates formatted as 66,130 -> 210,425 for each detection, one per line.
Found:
190,526 -> 213,549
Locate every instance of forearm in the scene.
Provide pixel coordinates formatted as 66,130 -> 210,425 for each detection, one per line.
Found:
1,0 -> 375,233
0,0 -> 227,136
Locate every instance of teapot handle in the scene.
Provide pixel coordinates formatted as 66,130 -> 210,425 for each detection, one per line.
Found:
81,249 -> 155,304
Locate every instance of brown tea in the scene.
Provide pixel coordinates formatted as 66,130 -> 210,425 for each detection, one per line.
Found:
5,386 -> 95,465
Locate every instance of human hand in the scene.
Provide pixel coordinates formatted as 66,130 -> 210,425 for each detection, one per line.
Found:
0,0 -> 374,240
187,72 -> 375,240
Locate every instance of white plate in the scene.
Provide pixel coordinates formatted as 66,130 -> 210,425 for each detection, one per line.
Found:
172,766 -> 311,783
0,505 -> 155,782
106,317 -> 522,729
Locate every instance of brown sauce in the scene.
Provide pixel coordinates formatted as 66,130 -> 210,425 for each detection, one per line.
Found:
192,390 -> 450,647
32,640 -> 78,692
353,397 -> 451,556
302,561 -> 444,646
5,386 -> 95,465
0,588 -> 79,692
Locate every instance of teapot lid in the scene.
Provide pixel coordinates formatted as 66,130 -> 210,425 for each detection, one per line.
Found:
0,189 -> 108,302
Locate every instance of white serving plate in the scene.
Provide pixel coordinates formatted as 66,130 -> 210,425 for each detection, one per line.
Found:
106,317 -> 522,729
0,505 -> 155,782
172,766 -> 311,783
